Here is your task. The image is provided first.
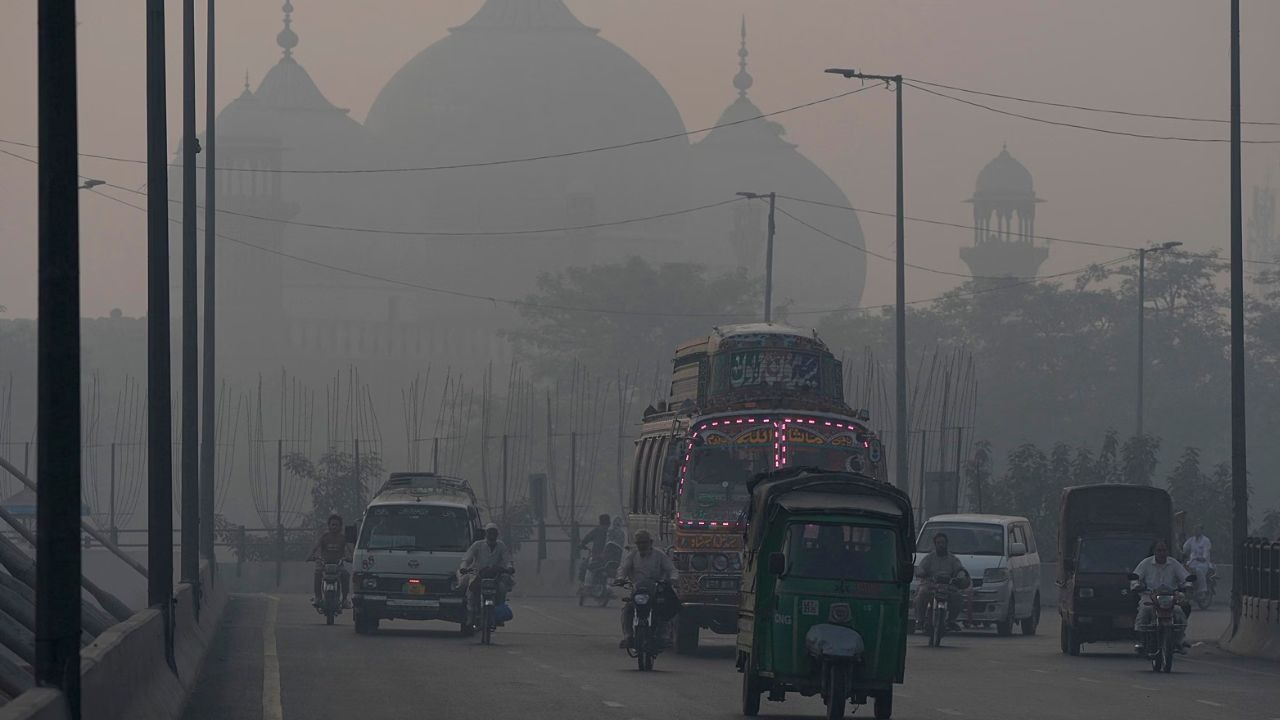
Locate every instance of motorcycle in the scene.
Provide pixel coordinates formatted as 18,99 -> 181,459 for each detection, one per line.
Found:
617,580 -> 673,671
466,566 -> 512,645
1132,574 -> 1194,673
578,542 -> 623,607
920,573 -> 967,648
1191,566 -> 1216,610
317,561 -> 344,626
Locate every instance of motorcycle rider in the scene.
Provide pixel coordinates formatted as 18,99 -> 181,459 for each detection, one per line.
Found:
913,532 -> 970,632
578,514 -> 612,582
1181,525 -> 1213,596
608,515 -> 627,550
1132,540 -> 1192,653
614,529 -> 677,649
306,514 -> 353,609
459,523 -> 515,627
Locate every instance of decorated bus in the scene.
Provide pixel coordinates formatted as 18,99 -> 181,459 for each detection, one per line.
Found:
627,324 -> 886,653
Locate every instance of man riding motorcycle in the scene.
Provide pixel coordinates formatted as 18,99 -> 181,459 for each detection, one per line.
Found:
1181,525 -> 1213,596
578,514 -> 612,582
913,532 -> 971,632
1132,540 -> 1192,653
458,523 -> 515,628
306,514 -> 353,609
614,529 -> 676,649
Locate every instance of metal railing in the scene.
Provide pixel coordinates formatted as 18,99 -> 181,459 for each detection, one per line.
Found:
1241,537 -> 1280,601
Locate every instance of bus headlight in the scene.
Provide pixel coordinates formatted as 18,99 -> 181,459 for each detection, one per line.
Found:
690,554 -> 710,572
711,554 -> 730,572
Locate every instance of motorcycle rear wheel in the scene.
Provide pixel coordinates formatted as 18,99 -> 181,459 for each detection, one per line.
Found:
1161,629 -> 1174,673
481,605 -> 493,645
930,607 -> 945,648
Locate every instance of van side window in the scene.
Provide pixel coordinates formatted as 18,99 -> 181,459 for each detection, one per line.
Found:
1020,524 -> 1037,554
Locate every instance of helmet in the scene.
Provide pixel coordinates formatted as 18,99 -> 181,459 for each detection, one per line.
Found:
484,522 -> 499,532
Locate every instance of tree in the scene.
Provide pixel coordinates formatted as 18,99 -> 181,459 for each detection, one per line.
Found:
508,258 -> 760,383
285,447 -> 385,528
964,440 -> 993,512
1121,434 -> 1161,486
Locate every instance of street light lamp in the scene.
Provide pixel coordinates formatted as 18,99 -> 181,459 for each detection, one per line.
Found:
78,179 -> 104,190
736,191 -> 776,323
1136,241 -> 1183,440
825,67 -> 909,495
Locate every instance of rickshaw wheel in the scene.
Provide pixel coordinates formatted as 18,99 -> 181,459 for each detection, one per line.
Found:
825,667 -> 847,720
873,690 -> 893,720
740,658 -> 762,716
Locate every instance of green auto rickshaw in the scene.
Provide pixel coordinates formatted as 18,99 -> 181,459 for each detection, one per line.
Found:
736,468 -> 914,720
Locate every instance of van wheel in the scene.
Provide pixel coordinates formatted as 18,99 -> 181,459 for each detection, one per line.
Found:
996,596 -> 1014,636
1060,621 -> 1081,656
1021,595 -> 1041,635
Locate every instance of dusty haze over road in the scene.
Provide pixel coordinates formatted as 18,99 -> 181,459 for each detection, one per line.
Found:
1,0 -> 1278,317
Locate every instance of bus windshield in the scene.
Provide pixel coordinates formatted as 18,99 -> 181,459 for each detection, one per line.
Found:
680,440 -> 772,523
359,505 -> 473,552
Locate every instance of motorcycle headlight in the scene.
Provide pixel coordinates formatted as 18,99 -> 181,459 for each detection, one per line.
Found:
634,594 -> 650,606
1157,595 -> 1175,610
690,554 -> 710,572
983,568 -> 1009,583
712,554 -> 730,572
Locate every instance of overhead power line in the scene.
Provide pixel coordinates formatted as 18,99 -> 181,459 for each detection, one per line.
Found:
0,84 -> 878,176
83,183 -> 1129,320
906,82 -> 1280,144
907,77 -> 1280,127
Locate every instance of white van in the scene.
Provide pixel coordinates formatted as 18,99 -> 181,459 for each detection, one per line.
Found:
350,473 -> 483,635
910,514 -> 1042,636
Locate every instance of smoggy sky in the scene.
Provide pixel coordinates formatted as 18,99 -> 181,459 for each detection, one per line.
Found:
1,0 -> 1278,319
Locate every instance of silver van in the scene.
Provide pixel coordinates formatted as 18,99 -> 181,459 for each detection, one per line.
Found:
910,514 -> 1042,636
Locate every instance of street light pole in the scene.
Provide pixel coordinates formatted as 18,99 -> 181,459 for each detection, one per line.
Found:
1228,0 -> 1248,637
1136,241 -> 1181,441
180,0 -> 201,602
737,191 -> 777,323
36,0 -> 83,713
200,0 -> 217,575
826,68 -> 908,493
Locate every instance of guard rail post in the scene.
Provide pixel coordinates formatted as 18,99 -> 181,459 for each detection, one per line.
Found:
237,525 -> 246,578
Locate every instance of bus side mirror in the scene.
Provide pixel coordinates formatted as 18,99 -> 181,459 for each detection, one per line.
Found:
767,552 -> 786,575
344,525 -> 358,544
660,443 -> 684,491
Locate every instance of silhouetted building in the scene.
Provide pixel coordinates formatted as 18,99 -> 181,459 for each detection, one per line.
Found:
959,145 -> 1048,282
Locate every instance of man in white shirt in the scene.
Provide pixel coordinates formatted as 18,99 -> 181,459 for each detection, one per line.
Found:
1132,540 -> 1191,653
1181,526 -> 1213,594
615,529 -> 677,648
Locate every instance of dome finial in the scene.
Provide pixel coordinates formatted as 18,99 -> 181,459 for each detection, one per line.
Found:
243,70 -> 250,93
733,15 -> 754,98
277,1 -> 299,58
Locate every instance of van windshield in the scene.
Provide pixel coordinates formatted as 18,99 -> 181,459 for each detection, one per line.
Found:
1077,535 -> 1154,574
916,523 -> 1005,556
359,505 -> 473,552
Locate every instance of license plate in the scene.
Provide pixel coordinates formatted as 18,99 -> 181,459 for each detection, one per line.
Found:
703,578 -> 740,592
403,583 -> 427,595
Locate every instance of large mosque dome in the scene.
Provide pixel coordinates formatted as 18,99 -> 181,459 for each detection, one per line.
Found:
688,20 -> 867,313
364,0 -> 690,240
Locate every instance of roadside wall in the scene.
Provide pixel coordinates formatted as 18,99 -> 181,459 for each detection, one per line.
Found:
0,561 -> 229,720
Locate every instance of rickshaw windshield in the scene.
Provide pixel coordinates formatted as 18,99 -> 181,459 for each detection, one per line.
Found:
786,522 -> 899,581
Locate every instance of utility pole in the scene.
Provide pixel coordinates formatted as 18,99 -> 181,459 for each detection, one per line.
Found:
36,0 -> 82,712
501,434 -> 509,533
1228,0 -> 1248,637
275,438 -> 283,588
736,192 -> 777,322
1136,242 -> 1182,441
109,442 -> 117,545
826,68 -> 907,492
180,0 -> 201,603
146,0 -> 176,665
200,0 -> 217,576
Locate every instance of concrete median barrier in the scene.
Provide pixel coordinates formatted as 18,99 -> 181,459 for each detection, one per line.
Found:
0,561 -> 229,720
1220,597 -> 1280,661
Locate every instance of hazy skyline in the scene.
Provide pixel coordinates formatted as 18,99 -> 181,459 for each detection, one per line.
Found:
1,0 -> 1278,318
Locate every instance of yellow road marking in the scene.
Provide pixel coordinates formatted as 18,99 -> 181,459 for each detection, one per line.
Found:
263,596 -> 284,720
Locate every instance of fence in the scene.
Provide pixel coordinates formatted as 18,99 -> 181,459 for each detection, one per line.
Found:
1242,536 -> 1280,601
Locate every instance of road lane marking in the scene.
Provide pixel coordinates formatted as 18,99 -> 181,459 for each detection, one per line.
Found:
603,701 -> 624,708
1030,669 -> 1049,674
1195,700 -> 1224,708
935,709 -> 962,716
1132,684 -> 1157,692
263,595 -> 284,720
1077,677 -> 1101,684
517,603 -> 587,632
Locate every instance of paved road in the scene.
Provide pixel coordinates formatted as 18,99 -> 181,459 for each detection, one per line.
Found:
185,593 -> 1280,720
